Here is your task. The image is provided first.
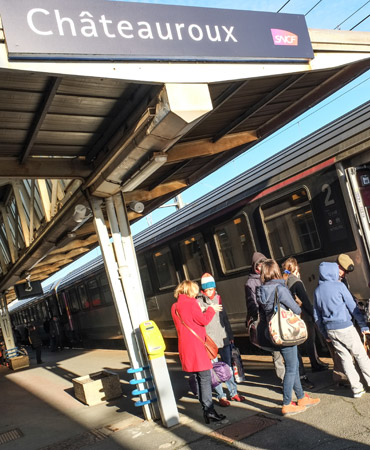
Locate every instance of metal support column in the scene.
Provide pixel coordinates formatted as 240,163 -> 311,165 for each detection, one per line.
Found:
90,197 -> 156,421
0,294 -> 15,350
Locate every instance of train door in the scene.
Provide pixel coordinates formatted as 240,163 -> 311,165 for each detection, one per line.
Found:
345,166 -> 370,264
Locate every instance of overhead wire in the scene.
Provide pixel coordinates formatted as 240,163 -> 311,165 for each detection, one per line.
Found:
305,0 -> 323,16
276,0 -> 292,13
334,0 -> 370,29
350,13 -> 370,29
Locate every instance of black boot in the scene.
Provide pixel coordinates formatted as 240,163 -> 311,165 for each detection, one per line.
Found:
204,407 -> 226,424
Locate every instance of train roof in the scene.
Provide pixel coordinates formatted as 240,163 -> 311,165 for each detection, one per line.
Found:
9,99 -> 370,313
133,99 -> 370,250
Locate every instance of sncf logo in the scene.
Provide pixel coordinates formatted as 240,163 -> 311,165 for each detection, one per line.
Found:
271,29 -> 298,46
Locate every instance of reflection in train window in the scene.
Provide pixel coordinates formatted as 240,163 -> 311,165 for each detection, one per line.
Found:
214,214 -> 255,273
78,284 -> 89,310
261,188 -> 320,258
179,233 -> 211,280
152,246 -> 177,290
99,274 -> 114,305
67,288 -> 81,312
137,254 -> 154,297
87,279 -> 102,307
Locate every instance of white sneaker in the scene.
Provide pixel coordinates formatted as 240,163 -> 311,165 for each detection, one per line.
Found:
353,389 -> 366,398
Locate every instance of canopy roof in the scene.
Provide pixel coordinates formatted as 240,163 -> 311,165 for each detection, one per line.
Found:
1,20 -> 370,302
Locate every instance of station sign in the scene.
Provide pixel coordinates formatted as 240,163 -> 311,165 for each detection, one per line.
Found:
0,0 -> 314,62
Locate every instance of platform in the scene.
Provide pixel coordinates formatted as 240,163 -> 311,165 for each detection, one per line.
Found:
0,346 -> 369,450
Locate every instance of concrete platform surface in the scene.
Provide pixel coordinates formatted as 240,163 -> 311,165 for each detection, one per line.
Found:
0,347 -> 370,450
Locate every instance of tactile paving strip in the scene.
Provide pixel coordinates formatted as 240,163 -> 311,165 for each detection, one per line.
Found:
0,428 -> 23,445
211,414 -> 278,444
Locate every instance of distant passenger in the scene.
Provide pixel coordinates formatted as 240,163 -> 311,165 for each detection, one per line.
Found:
28,324 -> 43,364
197,273 -> 245,407
245,252 -> 285,384
257,259 -> 320,416
282,258 -> 329,380
50,316 -> 63,352
314,262 -> 370,398
171,280 -> 226,424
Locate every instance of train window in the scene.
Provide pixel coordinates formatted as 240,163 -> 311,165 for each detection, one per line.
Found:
261,188 -> 320,258
214,214 -> 255,273
77,284 -> 89,310
137,254 -> 154,296
86,279 -> 102,307
67,288 -> 81,313
178,233 -> 211,280
98,273 -> 114,305
152,246 -> 178,290
41,303 -> 48,319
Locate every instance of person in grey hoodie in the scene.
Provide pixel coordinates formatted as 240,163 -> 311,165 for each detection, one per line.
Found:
314,262 -> 370,398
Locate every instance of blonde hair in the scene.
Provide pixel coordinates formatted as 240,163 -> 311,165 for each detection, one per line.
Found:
260,259 -> 282,283
282,257 -> 298,274
174,280 -> 199,299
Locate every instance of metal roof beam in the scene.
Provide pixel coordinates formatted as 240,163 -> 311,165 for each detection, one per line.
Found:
19,77 -> 62,164
212,74 -> 307,142
258,58 -> 370,138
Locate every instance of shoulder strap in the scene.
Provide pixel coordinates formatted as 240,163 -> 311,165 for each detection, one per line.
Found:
175,308 -> 204,343
273,286 -> 280,311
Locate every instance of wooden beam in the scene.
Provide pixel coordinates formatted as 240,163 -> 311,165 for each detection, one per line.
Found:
0,158 -> 91,179
166,131 -> 258,163
50,234 -> 98,254
123,180 -> 188,202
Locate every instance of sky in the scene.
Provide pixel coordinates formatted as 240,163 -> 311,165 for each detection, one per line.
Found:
42,0 -> 370,287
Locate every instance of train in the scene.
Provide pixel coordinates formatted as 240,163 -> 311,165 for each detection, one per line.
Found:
9,100 -> 370,349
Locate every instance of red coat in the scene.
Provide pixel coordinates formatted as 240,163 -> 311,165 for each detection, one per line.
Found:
171,293 -> 215,372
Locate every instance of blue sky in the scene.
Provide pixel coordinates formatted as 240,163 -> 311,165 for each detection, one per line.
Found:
44,0 -> 370,285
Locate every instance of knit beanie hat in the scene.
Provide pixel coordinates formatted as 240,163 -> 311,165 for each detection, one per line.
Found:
201,273 -> 216,290
337,254 -> 354,272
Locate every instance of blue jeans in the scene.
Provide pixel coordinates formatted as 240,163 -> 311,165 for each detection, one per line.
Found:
280,345 -> 304,405
213,345 -> 238,399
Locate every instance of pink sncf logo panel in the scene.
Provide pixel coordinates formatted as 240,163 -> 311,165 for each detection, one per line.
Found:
271,29 -> 298,46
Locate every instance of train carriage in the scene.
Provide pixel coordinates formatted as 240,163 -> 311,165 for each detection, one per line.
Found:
9,100 -> 370,347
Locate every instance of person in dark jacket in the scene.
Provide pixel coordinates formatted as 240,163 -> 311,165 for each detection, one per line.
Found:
282,258 -> 329,373
314,262 -> 370,398
246,252 -> 285,383
257,259 -> 320,416
171,280 -> 226,424
28,324 -> 43,364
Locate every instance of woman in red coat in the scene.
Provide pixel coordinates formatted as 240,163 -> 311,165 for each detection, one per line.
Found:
171,280 -> 226,424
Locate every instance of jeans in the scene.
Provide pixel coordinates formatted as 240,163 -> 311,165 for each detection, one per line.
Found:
195,370 -> 213,411
280,345 -> 304,405
328,326 -> 370,394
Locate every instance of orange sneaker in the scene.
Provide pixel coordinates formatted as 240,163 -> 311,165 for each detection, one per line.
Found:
282,403 -> 307,416
297,394 -> 320,408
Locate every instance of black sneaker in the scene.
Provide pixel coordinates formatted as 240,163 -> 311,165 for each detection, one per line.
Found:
300,376 -> 315,390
